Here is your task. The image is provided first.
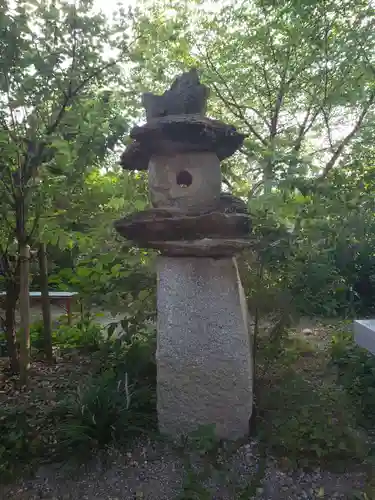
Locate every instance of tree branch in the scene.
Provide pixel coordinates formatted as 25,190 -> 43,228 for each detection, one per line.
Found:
260,65 -> 274,123
269,47 -> 293,140
249,179 -> 264,198
321,17 -> 335,151
222,176 -> 233,190
211,79 -> 267,146
204,51 -> 268,146
293,103 -> 320,154
320,91 -> 375,179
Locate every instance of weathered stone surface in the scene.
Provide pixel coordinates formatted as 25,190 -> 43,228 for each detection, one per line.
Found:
142,68 -> 209,121
149,238 -> 252,257
119,115 -> 246,170
156,256 -> 253,439
148,153 -> 221,213
217,192 -> 248,214
148,152 -> 221,213
119,141 -> 150,171
131,115 -> 245,156
114,209 -> 250,242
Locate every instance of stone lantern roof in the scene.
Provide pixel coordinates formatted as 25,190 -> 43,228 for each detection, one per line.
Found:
120,68 -> 246,170
115,68 -> 252,257
120,115 -> 246,171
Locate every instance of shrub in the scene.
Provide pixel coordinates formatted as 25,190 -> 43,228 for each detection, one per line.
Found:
257,370 -> 366,466
56,323 -> 102,352
59,367 -> 156,452
255,329 -> 368,467
0,320 -> 157,479
29,320 -> 45,351
58,326 -> 157,453
0,407 -> 42,479
29,319 -> 103,353
330,332 -> 375,428
98,321 -> 157,383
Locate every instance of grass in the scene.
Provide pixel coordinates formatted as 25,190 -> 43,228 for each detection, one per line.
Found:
330,330 -> 375,428
0,356 -> 93,479
58,368 -> 156,454
254,326 -> 370,469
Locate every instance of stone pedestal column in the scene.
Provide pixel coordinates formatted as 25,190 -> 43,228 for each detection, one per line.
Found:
156,256 -> 253,440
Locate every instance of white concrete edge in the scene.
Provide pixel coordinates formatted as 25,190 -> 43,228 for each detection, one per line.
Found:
353,319 -> 375,355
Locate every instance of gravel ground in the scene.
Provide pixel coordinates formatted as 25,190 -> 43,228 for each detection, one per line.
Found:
0,439 -> 367,500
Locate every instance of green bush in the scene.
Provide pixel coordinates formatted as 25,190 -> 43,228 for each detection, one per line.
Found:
29,319 -> 103,353
58,326 -> 157,453
57,322 -> 103,351
330,332 -> 375,427
59,368 -> 156,452
0,320 -> 157,479
257,369 -> 367,466
29,320 -> 45,351
255,328 -> 368,467
100,324 -> 156,381
0,407 -> 42,479
246,185 -> 375,318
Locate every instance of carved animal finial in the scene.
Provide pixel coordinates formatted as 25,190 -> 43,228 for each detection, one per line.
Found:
141,68 -> 210,121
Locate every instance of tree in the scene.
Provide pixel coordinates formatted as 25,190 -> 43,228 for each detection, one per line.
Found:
0,0 -> 133,380
126,0 -> 375,195
200,0 -> 375,193
44,166 -> 154,320
38,242 -> 52,362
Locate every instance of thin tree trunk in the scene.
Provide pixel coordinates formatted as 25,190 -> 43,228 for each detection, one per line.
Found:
38,243 -> 53,362
4,279 -> 19,374
19,244 -> 30,385
263,165 -> 274,195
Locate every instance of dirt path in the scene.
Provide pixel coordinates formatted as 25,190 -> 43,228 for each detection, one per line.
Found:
0,438 -> 367,500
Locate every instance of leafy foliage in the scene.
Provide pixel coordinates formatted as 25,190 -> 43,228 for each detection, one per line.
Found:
0,0 -> 133,238
55,321 -> 157,453
59,367 -> 155,452
0,406 -> 41,479
0,318 -> 157,479
125,0 -> 375,318
330,332 -> 375,428
129,0 -> 375,191
258,372 -> 366,465
28,318 -> 103,353
256,330 -> 368,466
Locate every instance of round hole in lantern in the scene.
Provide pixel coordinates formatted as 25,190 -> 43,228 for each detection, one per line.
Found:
176,170 -> 193,188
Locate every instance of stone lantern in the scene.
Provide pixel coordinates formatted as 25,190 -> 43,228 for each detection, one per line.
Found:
115,69 -> 253,440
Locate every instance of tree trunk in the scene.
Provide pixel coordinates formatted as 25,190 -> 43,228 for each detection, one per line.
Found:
262,160 -> 275,195
38,243 -> 53,362
19,244 -> 30,385
4,279 -> 19,374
